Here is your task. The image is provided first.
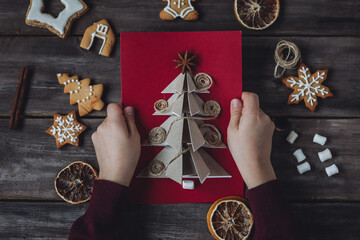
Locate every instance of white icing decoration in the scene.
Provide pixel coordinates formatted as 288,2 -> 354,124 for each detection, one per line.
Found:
75,90 -> 78,93
77,100 -> 80,103
89,92 -> 93,96
86,96 -> 89,100
67,80 -> 70,83
82,99 -> 85,102
71,79 -> 74,82
164,0 -> 195,19
78,86 -> 81,89
78,82 -> 81,85
287,66 -> 328,106
75,80 -> 79,82
57,73 -> 62,77
87,24 -> 109,54
64,82 -> 67,85
70,91 -> 73,94
26,0 -> 86,35
50,114 -> 83,143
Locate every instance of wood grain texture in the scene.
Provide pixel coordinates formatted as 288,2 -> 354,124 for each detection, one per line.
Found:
1,0 -> 359,36
0,201 -> 359,240
0,118 -> 359,201
0,36 -> 359,116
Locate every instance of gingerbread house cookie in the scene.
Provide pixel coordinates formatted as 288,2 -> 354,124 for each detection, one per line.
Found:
57,73 -> 104,116
80,19 -> 115,57
25,0 -> 88,38
160,0 -> 199,21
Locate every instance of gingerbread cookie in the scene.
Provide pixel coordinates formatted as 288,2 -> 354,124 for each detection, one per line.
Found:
160,0 -> 199,21
25,0 -> 88,38
282,63 -> 333,112
57,73 -> 104,116
46,111 -> 86,149
80,19 -> 115,57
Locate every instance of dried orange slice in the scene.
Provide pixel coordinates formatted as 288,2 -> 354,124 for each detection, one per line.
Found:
207,196 -> 253,240
54,161 -> 98,204
234,0 -> 280,30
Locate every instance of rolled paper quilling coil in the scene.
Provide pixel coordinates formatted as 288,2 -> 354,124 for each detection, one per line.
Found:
182,180 -> 195,190
149,127 -> 166,144
149,160 -> 165,176
154,99 -> 168,112
318,148 -> 332,162
286,130 -> 298,144
297,161 -> 311,175
293,149 -> 306,162
201,124 -> 221,146
325,164 -> 339,177
194,72 -> 213,90
204,131 -> 221,146
313,133 -> 327,146
204,100 -> 221,117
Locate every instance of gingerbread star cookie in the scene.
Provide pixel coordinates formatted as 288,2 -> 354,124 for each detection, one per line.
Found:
282,63 -> 333,112
25,0 -> 88,38
160,0 -> 199,21
57,73 -> 104,116
46,111 -> 86,149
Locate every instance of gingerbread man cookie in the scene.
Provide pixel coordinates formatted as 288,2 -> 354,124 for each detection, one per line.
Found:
160,0 -> 199,21
80,19 -> 115,57
282,63 -> 333,112
46,111 -> 86,149
25,0 -> 88,38
57,73 -> 104,116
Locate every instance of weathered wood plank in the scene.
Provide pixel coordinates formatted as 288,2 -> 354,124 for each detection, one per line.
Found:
0,36 -> 359,116
0,0 -> 359,36
0,118 -> 359,201
0,201 -> 359,240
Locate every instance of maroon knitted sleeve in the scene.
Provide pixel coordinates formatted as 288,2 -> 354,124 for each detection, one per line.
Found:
68,179 -> 126,240
246,180 -> 302,240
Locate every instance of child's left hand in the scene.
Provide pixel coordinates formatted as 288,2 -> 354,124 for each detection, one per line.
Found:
91,103 -> 141,187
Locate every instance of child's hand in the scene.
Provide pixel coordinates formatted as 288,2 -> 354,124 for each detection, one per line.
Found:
227,92 -> 276,189
92,103 -> 141,187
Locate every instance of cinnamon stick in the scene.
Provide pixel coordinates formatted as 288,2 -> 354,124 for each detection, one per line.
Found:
9,67 -> 29,129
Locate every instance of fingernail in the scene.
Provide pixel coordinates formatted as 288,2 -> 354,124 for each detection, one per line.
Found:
125,107 -> 134,116
231,99 -> 241,108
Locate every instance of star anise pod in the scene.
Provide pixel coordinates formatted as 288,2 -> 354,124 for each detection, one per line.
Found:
173,50 -> 196,73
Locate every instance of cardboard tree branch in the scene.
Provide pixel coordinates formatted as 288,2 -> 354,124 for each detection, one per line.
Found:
138,53 -> 231,187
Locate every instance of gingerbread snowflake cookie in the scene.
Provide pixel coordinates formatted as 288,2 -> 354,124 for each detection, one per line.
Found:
80,19 -> 115,57
57,73 -> 104,116
25,0 -> 88,38
46,111 -> 86,149
282,63 -> 333,112
160,0 -> 199,21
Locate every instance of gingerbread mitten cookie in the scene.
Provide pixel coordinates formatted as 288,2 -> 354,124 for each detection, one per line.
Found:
46,111 -> 86,149
160,0 -> 199,21
57,73 -> 104,116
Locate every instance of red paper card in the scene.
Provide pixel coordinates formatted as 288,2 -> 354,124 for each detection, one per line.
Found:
121,31 -> 243,204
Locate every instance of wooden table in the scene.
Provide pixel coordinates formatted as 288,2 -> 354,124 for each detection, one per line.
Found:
0,0 -> 359,239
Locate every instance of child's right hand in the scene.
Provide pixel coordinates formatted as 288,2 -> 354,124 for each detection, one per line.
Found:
227,92 -> 276,189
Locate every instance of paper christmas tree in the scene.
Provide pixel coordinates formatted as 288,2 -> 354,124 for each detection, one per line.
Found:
138,51 -> 231,187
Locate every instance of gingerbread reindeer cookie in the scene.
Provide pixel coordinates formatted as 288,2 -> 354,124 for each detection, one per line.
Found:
160,0 -> 199,21
25,0 -> 88,38
57,73 -> 104,116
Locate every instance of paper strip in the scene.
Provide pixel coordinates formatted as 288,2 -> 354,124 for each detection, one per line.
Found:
162,73 -> 185,94
197,148 -> 231,177
187,119 -> 206,151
